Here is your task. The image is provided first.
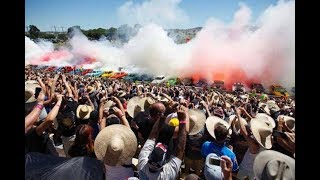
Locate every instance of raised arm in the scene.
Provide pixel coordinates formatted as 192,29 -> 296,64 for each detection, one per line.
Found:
113,107 -> 130,128
35,94 -> 63,135
25,91 -> 45,134
50,74 -> 59,99
175,106 -> 188,160
62,74 -> 73,98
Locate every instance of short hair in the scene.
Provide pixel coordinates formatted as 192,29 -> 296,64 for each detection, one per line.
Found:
214,123 -> 228,142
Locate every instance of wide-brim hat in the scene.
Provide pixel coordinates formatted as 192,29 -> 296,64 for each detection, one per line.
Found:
255,113 -> 276,129
250,117 -> 273,149
76,105 -> 93,120
103,100 -> 114,110
266,100 -> 280,112
228,115 -> 247,134
253,150 -> 295,180
206,116 -> 231,140
87,86 -> 95,94
277,115 -> 295,131
25,81 -> 41,103
258,102 -> 270,115
156,94 -> 170,102
127,96 -> 155,118
94,124 -> 137,166
240,94 -> 249,103
188,109 -> 206,135
116,91 -> 127,98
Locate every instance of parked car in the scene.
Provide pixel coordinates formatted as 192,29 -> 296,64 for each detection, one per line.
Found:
193,78 -> 208,87
211,80 -> 226,90
101,71 -> 114,78
110,72 -> 128,79
85,70 -> 103,77
270,85 -> 290,97
123,73 -> 140,82
81,69 -> 93,76
232,82 -> 246,93
151,75 -> 168,84
251,83 -> 265,93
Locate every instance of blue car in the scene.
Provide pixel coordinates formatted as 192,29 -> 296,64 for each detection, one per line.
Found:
85,70 -> 103,77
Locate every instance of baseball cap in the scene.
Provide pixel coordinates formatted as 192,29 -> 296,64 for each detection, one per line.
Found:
204,153 -> 224,180
148,143 -> 167,172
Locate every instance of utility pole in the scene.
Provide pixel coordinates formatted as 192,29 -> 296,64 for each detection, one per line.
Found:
54,26 -> 57,33
61,26 -> 65,32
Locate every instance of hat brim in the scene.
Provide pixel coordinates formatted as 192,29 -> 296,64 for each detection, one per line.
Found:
228,115 -> 247,134
205,116 -> 231,139
253,150 -> 295,179
127,96 -> 142,118
250,118 -> 273,149
94,124 -> 137,166
277,115 -> 295,131
76,105 -> 93,120
189,109 -> 206,135
255,113 -> 276,128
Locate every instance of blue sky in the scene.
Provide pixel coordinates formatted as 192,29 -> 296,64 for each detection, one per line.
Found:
26,0 -> 279,31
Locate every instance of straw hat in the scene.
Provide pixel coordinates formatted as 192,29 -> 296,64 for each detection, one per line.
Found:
127,96 -> 155,118
255,113 -> 276,129
205,116 -> 231,139
117,91 -> 127,98
240,94 -> 249,103
87,86 -> 95,94
25,81 -> 41,103
253,150 -> 295,180
249,117 -> 273,149
266,100 -> 280,112
76,105 -> 93,120
228,115 -> 247,134
103,100 -> 114,110
277,115 -> 295,131
188,109 -> 206,135
94,124 -> 137,166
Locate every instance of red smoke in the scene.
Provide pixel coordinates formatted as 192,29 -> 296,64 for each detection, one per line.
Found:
40,50 -> 71,62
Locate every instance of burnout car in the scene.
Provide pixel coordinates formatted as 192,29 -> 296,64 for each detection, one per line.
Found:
251,83 -> 265,93
81,69 -> 93,75
180,77 -> 193,86
211,80 -> 226,90
232,82 -> 246,93
166,77 -> 181,86
193,78 -> 208,87
139,74 -> 154,82
110,72 -> 128,79
151,75 -> 169,84
270,85 -> 290,97
101,71 -> 114,78
123,73 -> 139,82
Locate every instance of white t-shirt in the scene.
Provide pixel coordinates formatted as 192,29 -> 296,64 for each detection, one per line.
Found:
138,139 -> 182,180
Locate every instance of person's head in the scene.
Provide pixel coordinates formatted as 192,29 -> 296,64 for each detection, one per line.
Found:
74,124 -> 94,146
106,114 -> 121,126
148,143 -> 168,172
214,123 -> 229,143
89,110 -> 99,122
149,102 -> 166,121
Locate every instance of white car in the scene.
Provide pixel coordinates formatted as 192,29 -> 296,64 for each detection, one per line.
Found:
232,82 -> 246,93
151,75 -> 168,84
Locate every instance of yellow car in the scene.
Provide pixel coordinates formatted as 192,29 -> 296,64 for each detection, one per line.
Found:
270,85 -> 290,97
101,71 -> 114,78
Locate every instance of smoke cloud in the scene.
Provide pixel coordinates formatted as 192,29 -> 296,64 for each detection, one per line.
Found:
25,0 -> 294,89
117,0 -> 189,28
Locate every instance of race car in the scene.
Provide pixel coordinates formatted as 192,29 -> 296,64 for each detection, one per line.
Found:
270,85 -> 290,97
166,77 -> 181,86
85,70 -> 103,77
81,69 -> 93,76
251,83 -> 265,93
151,75 -> 169,84
193,78 -> 208,87
110,71 -> 128,79
232,82 -> 246,93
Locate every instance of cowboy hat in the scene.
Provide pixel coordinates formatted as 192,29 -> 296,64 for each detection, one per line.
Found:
253,150 -> 295,180
255,113 -> 276,129
266,100 -> 280,112
240,94 -> 249,103
76,105 -> 93,120
228,115 -> 247,134
205,116 -> 231,140
25,82 -> 41,103
116,91 -> 127,98
94,124 -> 137,166
188,109 -> 206,135
250,117 -> 273,149
258,102 -> 271,115
277,115 -> 295,131
86,86 -> 95,94
103,100 -> 114,110
127,96 -> 155,118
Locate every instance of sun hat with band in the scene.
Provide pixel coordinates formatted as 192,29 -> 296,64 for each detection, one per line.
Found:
189,109 -> 206,135
205,116 -> 231,140
250,116 -> 273,149
76,105 -> 93,120
127,96 -> 155,118
94,124 -> 137,166
253,150 -> 295,180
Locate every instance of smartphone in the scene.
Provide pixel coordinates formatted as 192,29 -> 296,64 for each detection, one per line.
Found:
34,87 -> 42,99
273,130 -> 287,139
209,156 -> 221,166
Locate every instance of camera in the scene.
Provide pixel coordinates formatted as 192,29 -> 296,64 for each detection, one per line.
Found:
209,156 -> 221,166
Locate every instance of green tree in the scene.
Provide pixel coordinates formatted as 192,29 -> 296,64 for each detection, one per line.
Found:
28,25 -> 40,40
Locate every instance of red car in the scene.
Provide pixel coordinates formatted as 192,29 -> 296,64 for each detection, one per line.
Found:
46,66 -> 57,71
64,66 -> 75,73
81,69 -> 93,75
110,72 -> 128,79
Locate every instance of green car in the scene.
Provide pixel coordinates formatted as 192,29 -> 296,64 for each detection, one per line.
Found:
167,78 -> 180,86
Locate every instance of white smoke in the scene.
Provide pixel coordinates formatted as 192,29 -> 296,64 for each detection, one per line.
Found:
117,0 -> 189,28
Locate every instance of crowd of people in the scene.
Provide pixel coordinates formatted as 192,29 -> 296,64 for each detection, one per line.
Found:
25,65 -> 295,180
